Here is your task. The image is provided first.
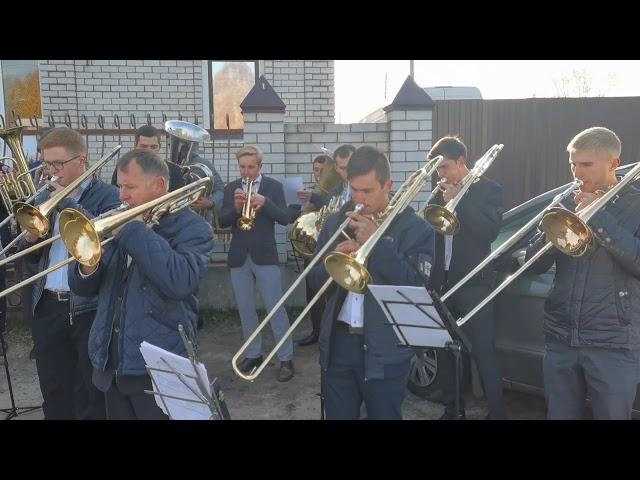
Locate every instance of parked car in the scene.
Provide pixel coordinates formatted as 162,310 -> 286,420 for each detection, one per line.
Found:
406,163 -> 640,417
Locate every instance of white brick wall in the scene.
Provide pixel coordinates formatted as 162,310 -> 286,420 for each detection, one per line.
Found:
35,61 -> 431,265
262,60 -> 335,124
41,60 -> 335,132
388,109 -> 434,209
40,60 -> 204,130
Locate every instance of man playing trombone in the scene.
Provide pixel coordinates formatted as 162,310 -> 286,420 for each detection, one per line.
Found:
426,136 -> 506,420
17,127 -> 121,420
525,127 -> 640,420
68,149 -> 214,420
308,146 -> 435,420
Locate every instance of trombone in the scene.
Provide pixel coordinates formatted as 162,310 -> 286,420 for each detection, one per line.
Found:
323,154 -> 446,294
231,154 -> 445,381
0,177 -> 211,301
14,145 -> 122,239
422,144 -> 504,235
236,179 -> 256,231
231,203 -> 362,381
0,146 -> 121,261
448,161 -> 640,328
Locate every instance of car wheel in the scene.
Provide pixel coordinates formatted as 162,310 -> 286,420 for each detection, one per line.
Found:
407,348 -> 445,403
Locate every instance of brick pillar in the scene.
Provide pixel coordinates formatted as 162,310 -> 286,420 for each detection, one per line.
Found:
384,76 -> 435,208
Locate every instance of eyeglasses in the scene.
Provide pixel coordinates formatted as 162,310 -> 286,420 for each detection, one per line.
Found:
42,154 -> 82,171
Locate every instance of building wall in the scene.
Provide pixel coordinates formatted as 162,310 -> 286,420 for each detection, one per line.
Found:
35,60 -> 431,264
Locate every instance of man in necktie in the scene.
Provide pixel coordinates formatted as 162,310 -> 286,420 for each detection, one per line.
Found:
220,146 -> 296,382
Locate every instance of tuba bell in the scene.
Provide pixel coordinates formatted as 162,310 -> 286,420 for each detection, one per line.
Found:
164,120 -> 214,196
0,125 -> 38,214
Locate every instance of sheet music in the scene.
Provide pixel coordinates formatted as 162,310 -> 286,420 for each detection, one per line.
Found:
271,176 -> 304,205
368,285 -> 453,348
140,341 -> 213,420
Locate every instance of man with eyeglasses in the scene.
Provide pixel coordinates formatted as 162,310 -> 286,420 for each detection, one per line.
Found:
16,127 -> 121,420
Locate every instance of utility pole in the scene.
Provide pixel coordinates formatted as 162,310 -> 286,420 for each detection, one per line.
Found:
384,72 -> 387,99
410,60 -> 414,79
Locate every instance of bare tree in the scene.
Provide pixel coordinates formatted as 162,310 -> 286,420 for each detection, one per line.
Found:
553,69 -> 618,98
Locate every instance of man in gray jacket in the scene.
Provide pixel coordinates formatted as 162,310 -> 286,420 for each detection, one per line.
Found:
526,126 -> 640,419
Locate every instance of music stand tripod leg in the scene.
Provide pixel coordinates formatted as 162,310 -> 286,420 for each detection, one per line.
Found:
445,341 -> 465,420
0,330 -> 41,420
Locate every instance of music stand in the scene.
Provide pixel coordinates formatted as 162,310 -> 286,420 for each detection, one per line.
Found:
368,283 -> 471,420
0,330 -> 42,420
142,325 -> 230,420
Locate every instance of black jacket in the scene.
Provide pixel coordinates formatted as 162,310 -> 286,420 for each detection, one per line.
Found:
428,177 -> 504,292
525,185 -> 640,350
220,176 -> 291,267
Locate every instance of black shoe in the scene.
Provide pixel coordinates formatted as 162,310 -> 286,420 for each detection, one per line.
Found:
277,360 -> 294,382
238,356 -> 263,375
439,407 -> 466,420
297,333 -> 318,347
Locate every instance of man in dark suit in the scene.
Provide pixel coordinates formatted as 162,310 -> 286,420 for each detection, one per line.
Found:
427,136 -> 506,420
308,145 -> 435,419
220,146 -> 295,382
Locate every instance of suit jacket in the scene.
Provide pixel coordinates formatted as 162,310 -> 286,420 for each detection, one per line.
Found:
309,204 -> 435,380
220,175 -> 291,267
428,177 -> 503,292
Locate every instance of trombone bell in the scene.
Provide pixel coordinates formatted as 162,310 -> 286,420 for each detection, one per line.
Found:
59,209 -> 102,267
323,251 -> 371,294
540,206 -> 592,256
422,205 -> 460,235
14,203 -> 50,238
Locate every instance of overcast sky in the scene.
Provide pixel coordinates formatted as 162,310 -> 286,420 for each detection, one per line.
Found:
335,60 -> 640,124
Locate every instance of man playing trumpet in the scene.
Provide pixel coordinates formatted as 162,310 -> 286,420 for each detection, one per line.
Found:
220,146 -> 296,382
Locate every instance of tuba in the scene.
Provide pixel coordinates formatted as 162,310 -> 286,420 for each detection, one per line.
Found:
164,120 -> 214,198
0,126 -> 38,214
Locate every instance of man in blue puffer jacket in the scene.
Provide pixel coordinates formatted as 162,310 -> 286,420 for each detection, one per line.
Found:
68,149 -> 213,420
526,126 -> 640,419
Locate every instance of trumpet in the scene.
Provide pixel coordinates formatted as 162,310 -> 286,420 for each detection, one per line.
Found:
236,179 -> 256,231
422,144 -> 504,235
0,177 -> 210,301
